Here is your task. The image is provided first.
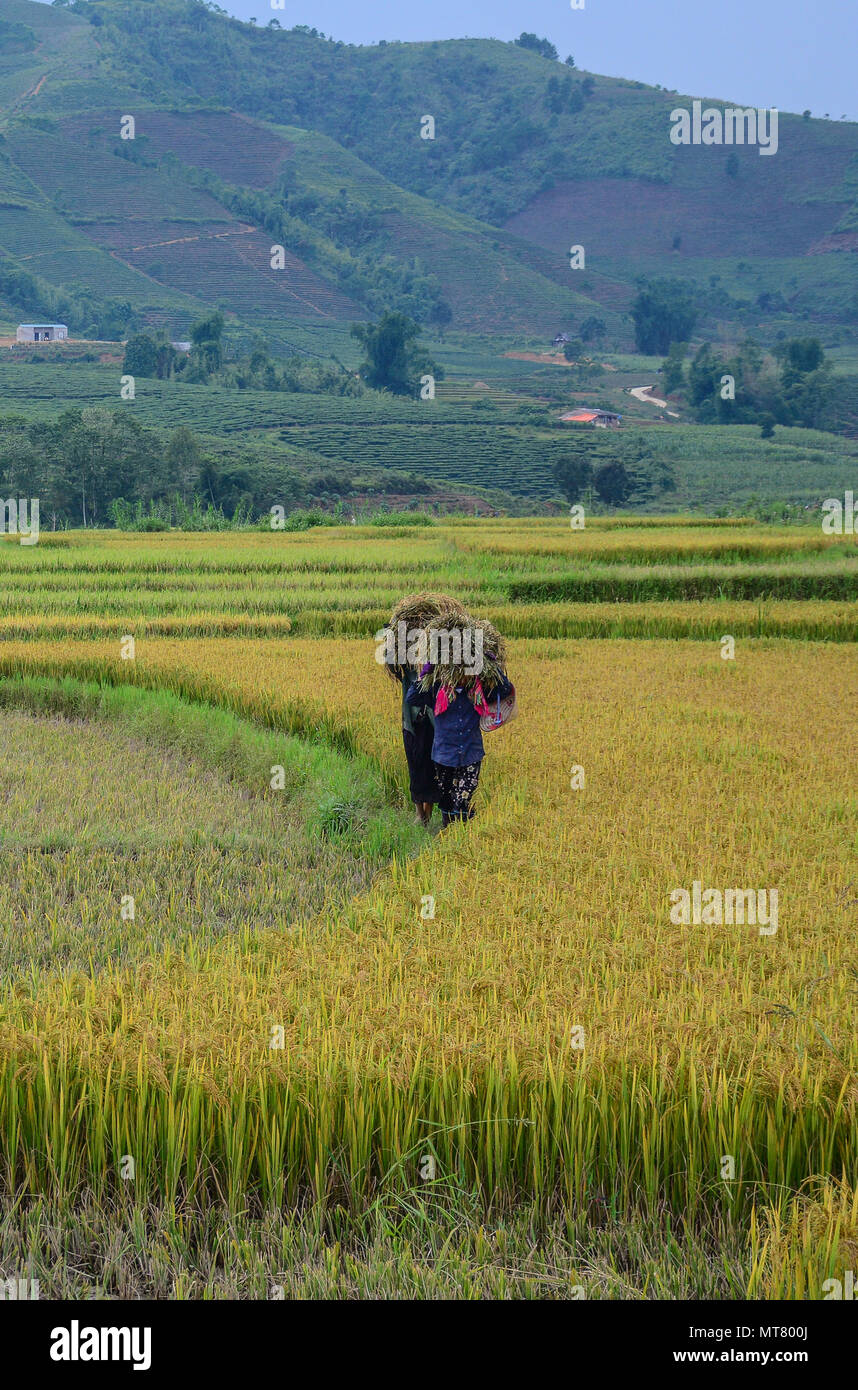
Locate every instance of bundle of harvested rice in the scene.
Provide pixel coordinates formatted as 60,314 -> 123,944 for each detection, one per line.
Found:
417,609 -> 508,695
471,616 -> 507,671
380,592 -> 468,680
389,591 -> 467,630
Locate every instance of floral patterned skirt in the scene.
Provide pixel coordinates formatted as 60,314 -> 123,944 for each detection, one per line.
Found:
433,760 -> 481,823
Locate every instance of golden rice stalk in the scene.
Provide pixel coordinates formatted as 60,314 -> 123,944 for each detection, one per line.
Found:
418,609 -> 508,695
388,591 -> 467,629
382,592 -> 468,680
471,616 -> 507,669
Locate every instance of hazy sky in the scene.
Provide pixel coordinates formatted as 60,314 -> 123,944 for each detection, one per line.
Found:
35,0 -> 857,120
219,0 -> 855,119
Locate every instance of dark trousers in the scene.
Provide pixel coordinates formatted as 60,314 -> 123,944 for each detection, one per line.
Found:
403,721 -> 436,803
433,760 -> 481,825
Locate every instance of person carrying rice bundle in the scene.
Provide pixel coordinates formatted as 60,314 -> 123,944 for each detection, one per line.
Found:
378,592 -> 467,827
407,610 -> 516,829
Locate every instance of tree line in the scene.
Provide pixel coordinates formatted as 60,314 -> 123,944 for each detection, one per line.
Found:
553,435 -> 677,509
630,280 -> 838,433
684,337 -> 834,432
124,310 -> 441,399
0,411 -> 285,528
0,253 -> 139,342
0,407 -> 438,530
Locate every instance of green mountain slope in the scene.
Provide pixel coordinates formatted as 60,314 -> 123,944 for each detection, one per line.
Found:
0,0 -> 856,349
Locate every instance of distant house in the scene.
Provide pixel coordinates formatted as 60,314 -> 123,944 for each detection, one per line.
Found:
16,323 -> 68,343
560,409 -> 621,429
171,341 -> 192,353
553,332 -> 572,348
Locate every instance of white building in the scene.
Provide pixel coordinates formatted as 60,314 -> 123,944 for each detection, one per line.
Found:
16,323 -> 68,343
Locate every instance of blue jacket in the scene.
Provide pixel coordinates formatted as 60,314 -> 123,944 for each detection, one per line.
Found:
406,675 -> 513,769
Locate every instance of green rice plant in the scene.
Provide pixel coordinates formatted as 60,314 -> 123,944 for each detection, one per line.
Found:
508,560 -> 858,604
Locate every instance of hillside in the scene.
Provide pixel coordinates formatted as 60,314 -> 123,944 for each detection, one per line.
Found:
0,0 -> 856,349
1,0 -> 857,522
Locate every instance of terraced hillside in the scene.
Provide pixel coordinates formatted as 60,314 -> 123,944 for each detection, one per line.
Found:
2,354 -> 856,510
1,0 -> 856,348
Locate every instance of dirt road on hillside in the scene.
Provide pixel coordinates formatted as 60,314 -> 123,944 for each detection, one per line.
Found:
630,384 -> 679,417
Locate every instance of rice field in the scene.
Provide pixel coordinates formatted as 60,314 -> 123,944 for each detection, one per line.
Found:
1,520 -> 857,630
0,518 -> 855,1300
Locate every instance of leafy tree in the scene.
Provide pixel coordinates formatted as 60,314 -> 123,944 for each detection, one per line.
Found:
689,343 -> 755,422
190,311 -> 225,376
689,337 -> 831,429
0,407 -> 322,528
0,18 -> 37,52
469,118 -> 546,172
593,461 -> 632,506
0,255 -> 137,340
688,344 -> 722,408
782,362 -> 833,430
545,77 -> 563,114
631,280 -> 698,355
123,333 -> 158,379
428,300 -> 453,331
36,408 -> 164,526
782,337 -> 824,376
1,433 -> 43,501
553,452 -> 593,504
662,341 -> 687,394
122,332 -> 179,381
580,317 -> 606,343
350,312 -> 440,397
515,33 -> 559,61
199,457 -> 221,507
166,426 -> 202,499
617,438 -> 676,501
154,339 -> 179,380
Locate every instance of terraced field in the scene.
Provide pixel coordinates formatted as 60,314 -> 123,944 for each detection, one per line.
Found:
64,110 -> 296,190
0,517 -> 855,1300
1,521 -> 856,636
3,359 -> 857,510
